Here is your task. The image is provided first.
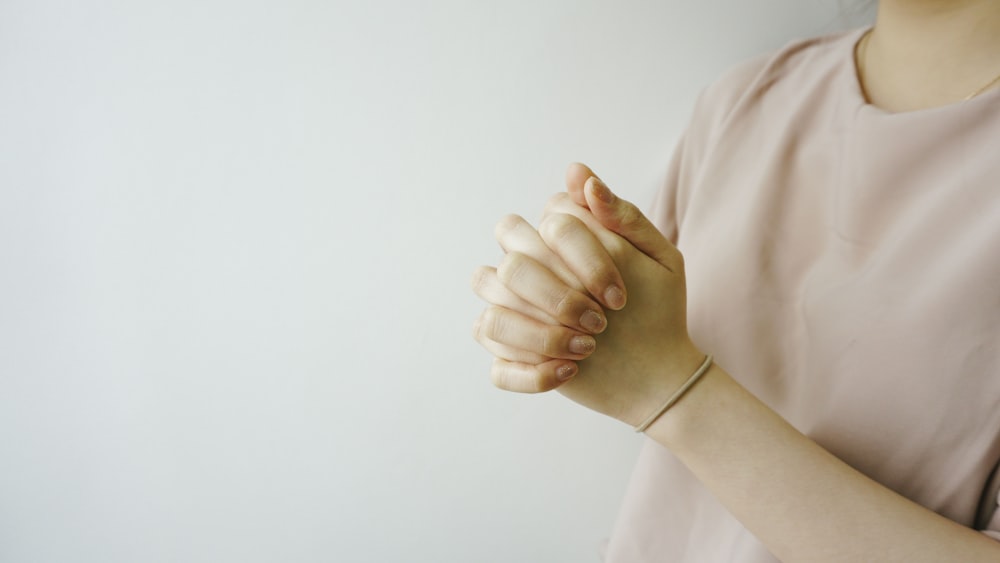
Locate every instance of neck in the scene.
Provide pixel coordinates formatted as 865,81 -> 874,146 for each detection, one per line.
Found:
861,0 -> 1000,111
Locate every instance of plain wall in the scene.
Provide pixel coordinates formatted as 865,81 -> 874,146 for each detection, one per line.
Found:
0,1 -> 874,562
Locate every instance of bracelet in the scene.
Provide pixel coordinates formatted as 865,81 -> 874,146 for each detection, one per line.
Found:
634,354 -> 714,433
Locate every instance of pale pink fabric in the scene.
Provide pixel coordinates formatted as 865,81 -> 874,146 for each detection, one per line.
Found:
602,27 -> 1000,562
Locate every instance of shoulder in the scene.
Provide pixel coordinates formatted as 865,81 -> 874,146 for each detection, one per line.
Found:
662,29 -> 864,232
688,28 -> 865,141
658,28 -> 865,233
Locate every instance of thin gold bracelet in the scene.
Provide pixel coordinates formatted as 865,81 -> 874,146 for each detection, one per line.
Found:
634,354 -> 714,433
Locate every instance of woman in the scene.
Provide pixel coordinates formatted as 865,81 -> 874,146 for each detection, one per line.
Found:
471,1 -> 1000,561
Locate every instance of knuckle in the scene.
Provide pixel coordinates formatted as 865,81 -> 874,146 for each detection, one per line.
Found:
523,350 -> 551,365
584,260 -> 616,288
490,359 -> 534,392
539,213 -> 579,245
604,235 -> 630,259
469,265 -> 492,295
543,192 -> 571,215
489,360 -> 509,389
494,213 -> 525,241
551,290 -> 579,321
540,326 -> 568,357
480,306 -> 505,340
490,360 -> 558,393
496,251 -> 528,285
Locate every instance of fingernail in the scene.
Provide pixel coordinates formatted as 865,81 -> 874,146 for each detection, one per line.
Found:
591,177 -> 615,203
604,285 -> 625,309
569,335 -> 596,355
556,363 -> 577,381
580,310 -> 606,333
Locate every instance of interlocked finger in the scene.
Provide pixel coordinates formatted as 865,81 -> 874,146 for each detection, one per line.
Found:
496,252 -> 608,335
475,305 -> 596,360
494,213 -> 586,292
474,332 -> 551,365
489,357 -> 578,393
538,212 -> 627,310
542,193 -> 624,252
544,188 -> 684,273
470,265 -> 559,326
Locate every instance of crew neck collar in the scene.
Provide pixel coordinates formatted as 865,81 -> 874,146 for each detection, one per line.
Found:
846,25 -> 1000,118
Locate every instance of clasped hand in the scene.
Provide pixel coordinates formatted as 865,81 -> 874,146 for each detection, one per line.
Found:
471,163 -> 704,426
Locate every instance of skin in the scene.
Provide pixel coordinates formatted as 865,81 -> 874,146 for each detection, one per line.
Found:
472,2 -> 1000,560
861,0 -> 1000,112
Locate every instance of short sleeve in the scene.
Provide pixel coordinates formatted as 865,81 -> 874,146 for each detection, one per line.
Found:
647,49 -> 774,246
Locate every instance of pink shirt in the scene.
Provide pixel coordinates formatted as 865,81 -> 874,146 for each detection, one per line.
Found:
603,27 -> 1000,562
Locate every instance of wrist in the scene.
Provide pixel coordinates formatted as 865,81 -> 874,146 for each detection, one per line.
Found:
633,353 -> 714,433
617,341 -> 707,428
642,361 -> 746,450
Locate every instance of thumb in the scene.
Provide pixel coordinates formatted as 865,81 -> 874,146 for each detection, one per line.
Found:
583,176 -> 682,271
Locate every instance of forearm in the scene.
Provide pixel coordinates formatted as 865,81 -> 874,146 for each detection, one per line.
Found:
644,363 -> 1000,562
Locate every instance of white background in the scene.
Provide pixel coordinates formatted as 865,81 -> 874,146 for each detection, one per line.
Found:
0,1 -> 873,562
